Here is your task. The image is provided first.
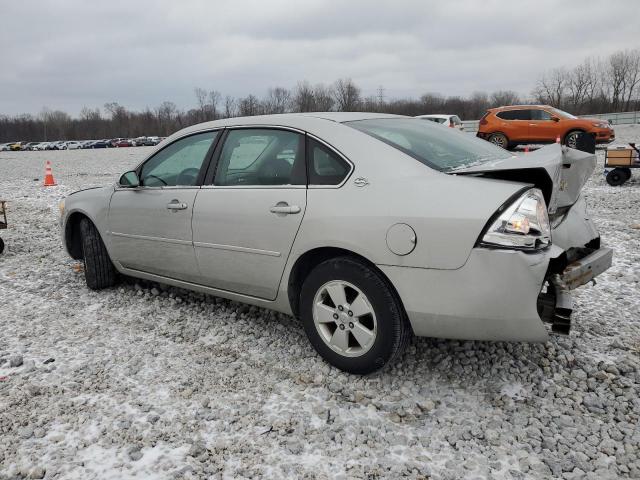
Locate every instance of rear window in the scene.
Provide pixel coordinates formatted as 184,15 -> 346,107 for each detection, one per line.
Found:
346,118 -> 513,172
423,117 -> 446,124
496,109 -> 530,120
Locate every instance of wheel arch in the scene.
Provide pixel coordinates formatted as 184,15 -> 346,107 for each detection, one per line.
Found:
286,246 -> 409,327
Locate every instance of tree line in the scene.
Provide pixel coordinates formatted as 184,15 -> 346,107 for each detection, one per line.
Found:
1,49 -> 639,142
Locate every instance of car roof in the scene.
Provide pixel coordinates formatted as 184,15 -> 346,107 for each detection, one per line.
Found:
490,105 -> 552,111
166,112 -> 408,144
181,112 -> 404,131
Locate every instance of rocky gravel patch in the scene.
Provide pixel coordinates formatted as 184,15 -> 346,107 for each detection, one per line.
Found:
0,128 -> 639,479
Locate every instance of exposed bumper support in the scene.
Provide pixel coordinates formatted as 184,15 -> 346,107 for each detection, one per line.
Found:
541,246 -> 613,334
560,247 -> 613,291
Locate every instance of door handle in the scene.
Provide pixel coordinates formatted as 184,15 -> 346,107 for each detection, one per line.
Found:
167,201 -> 188,210
270,204 -> 301,215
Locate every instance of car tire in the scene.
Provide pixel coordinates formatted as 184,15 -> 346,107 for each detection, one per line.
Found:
606,169 -> 627,187
0,237 -> 4,254
299,256 -> 412,374
488,133 -> 509,149
564,130 -> 584,149
619,168 -> 632,181
80,218 -> 117,290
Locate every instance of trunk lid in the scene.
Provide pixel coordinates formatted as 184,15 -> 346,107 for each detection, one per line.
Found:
453,144 -> 596,215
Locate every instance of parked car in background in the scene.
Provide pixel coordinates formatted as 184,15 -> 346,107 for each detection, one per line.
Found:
10,142 -> 27,151
34,142 -> 50,150
60,113 -> 612,374
24,142 -> 41,151
116,139 -> 133,147
0,143 -> 12,151
91,139 -> 111,149
66,141 -> 83,150
52,141 -> 68,150
133,137 -> 147,147
142,136 -> 161,146
477,105 -> 615,149
416,114 -> 464,131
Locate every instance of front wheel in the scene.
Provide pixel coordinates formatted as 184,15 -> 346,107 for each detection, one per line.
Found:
564,130 -> 584,149
488,133 -> 509,149
299,257 -> 412,374
80,218 -> 117,290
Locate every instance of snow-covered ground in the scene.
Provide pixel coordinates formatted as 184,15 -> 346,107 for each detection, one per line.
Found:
0,126 -> 639,480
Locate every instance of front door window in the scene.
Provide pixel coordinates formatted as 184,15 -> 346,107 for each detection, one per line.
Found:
140,131 -> 218,187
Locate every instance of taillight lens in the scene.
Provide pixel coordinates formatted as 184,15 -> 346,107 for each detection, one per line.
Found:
479,189 -> 551,251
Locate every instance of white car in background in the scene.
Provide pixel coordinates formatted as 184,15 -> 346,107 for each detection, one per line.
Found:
34,142 -> 50,150
416,114 -> 464,131
66,141 -> 83,150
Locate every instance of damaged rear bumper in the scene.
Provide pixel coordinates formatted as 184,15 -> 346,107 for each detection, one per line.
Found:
539,246 -> 613,334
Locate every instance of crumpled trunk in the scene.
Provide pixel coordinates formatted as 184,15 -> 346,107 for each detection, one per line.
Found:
453,143 -> 596,216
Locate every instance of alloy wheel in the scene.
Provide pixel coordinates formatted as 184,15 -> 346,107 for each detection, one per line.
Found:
490,134 -> 507,149
312,280 -> 377,357
566,132 -> 579,149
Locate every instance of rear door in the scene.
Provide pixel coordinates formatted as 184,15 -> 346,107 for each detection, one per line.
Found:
495,109 -> 530,141
108,131 -> 219,281
192,127 -> 307,299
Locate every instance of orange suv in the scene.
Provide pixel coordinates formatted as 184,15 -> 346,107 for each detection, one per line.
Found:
477,105 -> 615,149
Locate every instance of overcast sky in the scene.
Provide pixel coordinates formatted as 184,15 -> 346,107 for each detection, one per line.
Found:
1,0 -> 638,116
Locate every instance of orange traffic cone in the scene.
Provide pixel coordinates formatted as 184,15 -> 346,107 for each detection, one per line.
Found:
556,136 -> 561,143
43,161 -> 57,186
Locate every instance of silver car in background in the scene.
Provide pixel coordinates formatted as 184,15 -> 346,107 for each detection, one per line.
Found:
60,113 -> 612,373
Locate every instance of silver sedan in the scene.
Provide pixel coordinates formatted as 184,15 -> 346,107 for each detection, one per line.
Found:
60,113 -> 612,373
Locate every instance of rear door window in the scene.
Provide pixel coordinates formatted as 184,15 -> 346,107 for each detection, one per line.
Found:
307,138 -> 351,185
213,129 -> 305,186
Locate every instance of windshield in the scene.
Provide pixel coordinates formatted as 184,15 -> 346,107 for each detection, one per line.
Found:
345,118 -> 513,172
550,107 -> 577,119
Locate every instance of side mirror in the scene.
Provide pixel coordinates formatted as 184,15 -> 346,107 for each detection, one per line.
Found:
119,170 -> 140,188
550,116 -> 560,122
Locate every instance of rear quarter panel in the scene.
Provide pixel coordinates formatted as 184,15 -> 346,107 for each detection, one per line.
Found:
292,173 -> 525,271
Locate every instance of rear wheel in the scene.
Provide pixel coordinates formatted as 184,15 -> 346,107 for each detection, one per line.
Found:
80,218 -> 117,290
0,237 -> 4,254
564,130 -> 584,149
488,133 -> 509,149
299,257 -> 412,374
606,169 -> 627,186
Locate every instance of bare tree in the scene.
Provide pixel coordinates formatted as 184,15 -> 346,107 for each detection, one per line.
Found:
313,84 -> 334,111
238,94 -> 261,116
194,87 -> 208,122
532,68 -> 566,107
333,78 -> 361,111
490,90 -> 521,107
208,90 -> 221,120
223,95 -> 236,118
292,81 -> 316,112
622,49 -> 640,111
263,87 -> 291,114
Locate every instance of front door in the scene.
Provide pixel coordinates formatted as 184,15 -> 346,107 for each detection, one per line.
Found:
192,128 -> 307,299
528,109 -> 559,142
109,131 -> 218,281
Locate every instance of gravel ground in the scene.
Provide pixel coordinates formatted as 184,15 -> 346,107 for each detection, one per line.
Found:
0,127 -> 639,480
